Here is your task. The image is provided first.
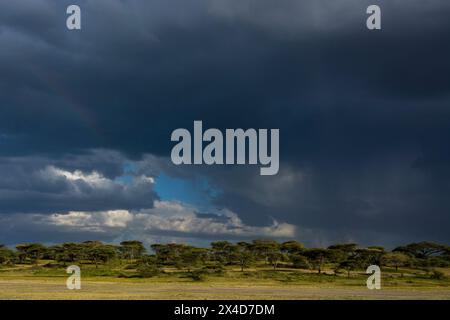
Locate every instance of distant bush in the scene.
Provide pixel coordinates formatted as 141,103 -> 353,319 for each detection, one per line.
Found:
187,270 -> 206,281
42,262 -> 61,268
118,272 -> 141,278
137,265 -> 161,278
428,257 -> 450,268
412,257 -> 449,268
201,264 -> 224,274
290,254 -> 310,269
430,270 -> 445,280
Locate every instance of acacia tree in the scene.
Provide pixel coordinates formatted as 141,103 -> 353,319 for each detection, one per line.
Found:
331,246 -> 382,277
289,254 -> 310,269
211,241 -> 234,265
0,245 -> 15,265
280,241 -> 304,255
15,243 -> 47,265
178,246 -> 204,272
152,243 -> 186,265
338,258 -> 360,278
267,251 -> 285,270
251,240 -> 280,265
120,241 -> 146,262
83,241 -> 117,268
150,244 -> 170,264
50,243 -> 84,266
232,242 -> 254,272
327,244 -> 358,264
394,242 -> 446,259
381,252 -> 411,271
303,248 -> 329,274
444,247 -> 450,263
364,246 -> 386,265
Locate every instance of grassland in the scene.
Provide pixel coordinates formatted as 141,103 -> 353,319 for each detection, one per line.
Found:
1,262 -> 449,300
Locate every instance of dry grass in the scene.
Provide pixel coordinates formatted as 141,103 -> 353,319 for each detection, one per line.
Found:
0,276 -> 449,300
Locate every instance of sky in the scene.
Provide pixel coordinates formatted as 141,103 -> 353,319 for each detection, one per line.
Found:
0,0 -> 450,248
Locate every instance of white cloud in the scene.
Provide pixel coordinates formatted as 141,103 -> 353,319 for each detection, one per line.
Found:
49,210 -> 133,229
42,166 -> 113,189
135,201 -> 296,238
42,200 -> 296,239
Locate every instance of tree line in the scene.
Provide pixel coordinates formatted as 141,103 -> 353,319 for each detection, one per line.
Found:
1,240 -> 449,278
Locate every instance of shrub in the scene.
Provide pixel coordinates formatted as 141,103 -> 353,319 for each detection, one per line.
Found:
290,254 -> 310,269
118,272 -> 141,278
201,264 -> 224,274
137,265 -> 161,278
42,263 -> 60,268
428,257 -> 450,268
187,270 -> 206,281
430,270 -> 445,280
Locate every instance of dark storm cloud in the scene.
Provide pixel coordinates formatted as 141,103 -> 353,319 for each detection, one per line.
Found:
1,0 -> 450,246
0,152 -> 159,214
1,0 -> 449,157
